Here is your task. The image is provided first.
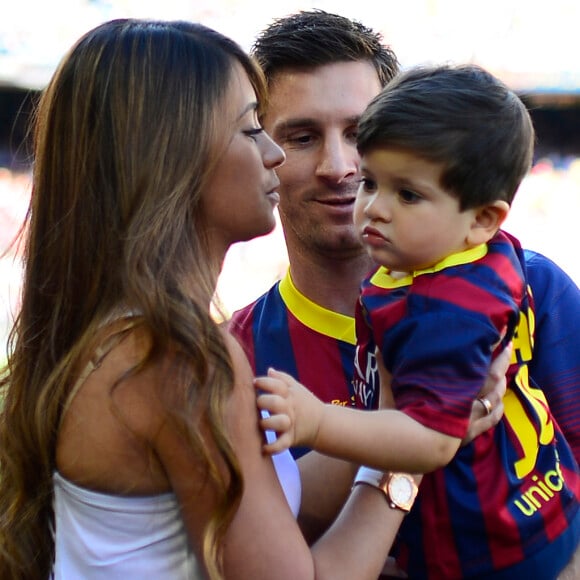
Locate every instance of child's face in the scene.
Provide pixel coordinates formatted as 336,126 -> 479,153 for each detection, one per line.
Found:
353,148 -> 477,273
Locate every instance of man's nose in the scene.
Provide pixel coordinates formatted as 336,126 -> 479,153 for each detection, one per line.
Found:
315,135 -> 358,183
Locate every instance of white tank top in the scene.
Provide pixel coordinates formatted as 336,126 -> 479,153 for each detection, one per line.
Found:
53,441 -> 300,579
53,471 -> 203,578
52,317 -> 301,577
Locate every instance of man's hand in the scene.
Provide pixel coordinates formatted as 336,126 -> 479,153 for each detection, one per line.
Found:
462,343 -> 512,445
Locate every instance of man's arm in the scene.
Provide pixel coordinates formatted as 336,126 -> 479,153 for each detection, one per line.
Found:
525,250 -> 580,463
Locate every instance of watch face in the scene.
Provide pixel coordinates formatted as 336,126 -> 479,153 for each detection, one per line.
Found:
390,475 -> 414,503
387,473 -> 418,511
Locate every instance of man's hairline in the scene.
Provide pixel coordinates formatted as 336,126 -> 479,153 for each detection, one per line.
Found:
260,59 -> 383,137
263,57 -> 381,86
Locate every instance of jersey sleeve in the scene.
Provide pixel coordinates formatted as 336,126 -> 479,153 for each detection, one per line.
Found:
381,306 -> 505,439
525,249 -> 580,463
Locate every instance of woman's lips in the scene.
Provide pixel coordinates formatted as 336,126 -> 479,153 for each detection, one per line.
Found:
266,190 -> 280,204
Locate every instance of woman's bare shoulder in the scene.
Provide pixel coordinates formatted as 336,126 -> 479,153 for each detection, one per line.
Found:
56,322 -> 173,493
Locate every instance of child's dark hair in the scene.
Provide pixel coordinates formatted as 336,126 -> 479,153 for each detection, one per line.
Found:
357,63 -> 535,210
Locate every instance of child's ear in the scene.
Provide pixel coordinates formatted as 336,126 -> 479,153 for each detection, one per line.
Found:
467,200 -> 510,246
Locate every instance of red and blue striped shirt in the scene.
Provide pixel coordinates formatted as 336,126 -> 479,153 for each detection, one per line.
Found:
353,230 -> 580,578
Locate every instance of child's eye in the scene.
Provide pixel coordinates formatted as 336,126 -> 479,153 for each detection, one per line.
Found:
399,189 -> 421,204
357,177 -> 376,192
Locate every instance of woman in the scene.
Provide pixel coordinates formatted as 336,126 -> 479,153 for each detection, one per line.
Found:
0,19 -> 431,579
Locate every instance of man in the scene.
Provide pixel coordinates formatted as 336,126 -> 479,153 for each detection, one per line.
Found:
229,8 -> 506,549
231,11 -> 398,461
229,9 -> 580,576
231,8 -> 580,460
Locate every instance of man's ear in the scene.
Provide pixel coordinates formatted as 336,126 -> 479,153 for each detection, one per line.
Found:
467,200 -> 510,246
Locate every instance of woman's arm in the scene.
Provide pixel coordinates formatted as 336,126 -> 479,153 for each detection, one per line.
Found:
297,453 -> 357,544
153,331 -> 414,580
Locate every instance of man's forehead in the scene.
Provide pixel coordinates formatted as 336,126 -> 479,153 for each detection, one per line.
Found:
268,113 -> 360,135
264,61 -> 381,128
268,60 -> 381,92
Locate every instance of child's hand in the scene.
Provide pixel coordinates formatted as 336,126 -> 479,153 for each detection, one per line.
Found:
254,368 -> 324,455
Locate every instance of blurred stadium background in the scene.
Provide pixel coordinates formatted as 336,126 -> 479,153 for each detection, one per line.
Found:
2,0 -> 580,358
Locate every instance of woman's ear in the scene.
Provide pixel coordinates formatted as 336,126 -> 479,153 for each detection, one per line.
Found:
467,200 -> 510,246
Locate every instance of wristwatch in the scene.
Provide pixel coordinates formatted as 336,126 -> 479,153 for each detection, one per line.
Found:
354,466 -> 418,513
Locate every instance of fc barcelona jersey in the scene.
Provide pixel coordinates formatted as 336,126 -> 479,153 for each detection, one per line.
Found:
228,249 -> 580,467
525,250 -> 580,464
353,231 -> 580,578
228,271 -> 357,458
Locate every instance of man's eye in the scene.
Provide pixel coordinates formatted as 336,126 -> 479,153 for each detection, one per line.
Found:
345,128 -> 358,143
288,133 -> 313,145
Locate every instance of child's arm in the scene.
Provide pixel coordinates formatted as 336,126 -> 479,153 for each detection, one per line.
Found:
255,344 -> 511,473
255,368 -> 461,474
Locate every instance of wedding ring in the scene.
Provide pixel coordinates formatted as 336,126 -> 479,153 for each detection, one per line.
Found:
477,396 -> 493,416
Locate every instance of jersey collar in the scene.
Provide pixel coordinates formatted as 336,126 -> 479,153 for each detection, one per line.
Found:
370,243 -> 488,289
278,270 -> 356,345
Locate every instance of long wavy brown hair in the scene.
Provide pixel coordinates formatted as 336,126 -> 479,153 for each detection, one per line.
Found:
0,19 -> 267,579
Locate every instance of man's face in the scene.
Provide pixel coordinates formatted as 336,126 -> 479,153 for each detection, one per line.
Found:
263,61 -> 381,260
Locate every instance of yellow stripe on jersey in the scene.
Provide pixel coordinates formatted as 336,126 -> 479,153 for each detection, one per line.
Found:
279,270 -> 356,345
